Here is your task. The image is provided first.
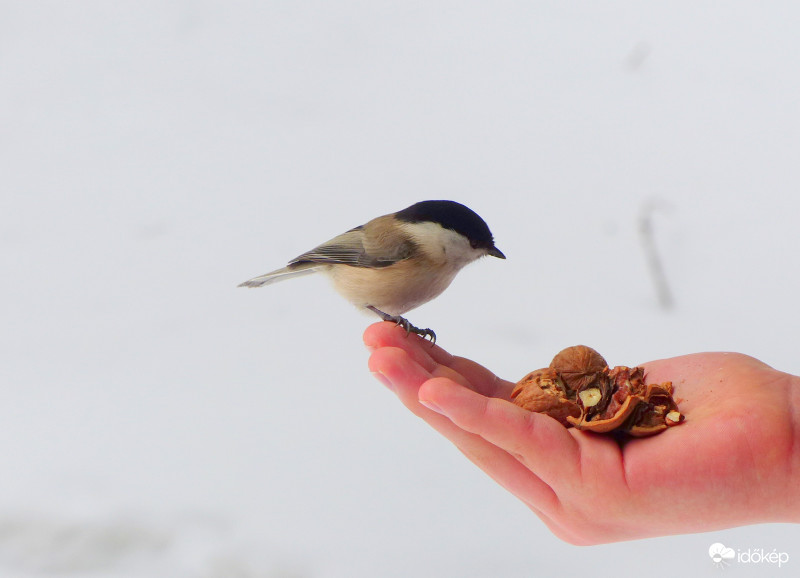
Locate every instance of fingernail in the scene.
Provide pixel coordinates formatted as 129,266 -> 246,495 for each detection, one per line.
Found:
419,398 -> 443,414
371,371 -> 394,392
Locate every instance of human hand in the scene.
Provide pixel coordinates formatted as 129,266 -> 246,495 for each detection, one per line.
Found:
365,322 -> 800,545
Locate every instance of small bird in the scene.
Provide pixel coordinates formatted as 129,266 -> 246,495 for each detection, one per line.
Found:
238,200 -> 505,343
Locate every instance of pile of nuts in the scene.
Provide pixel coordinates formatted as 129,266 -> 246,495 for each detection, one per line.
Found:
511,345 -> 684,437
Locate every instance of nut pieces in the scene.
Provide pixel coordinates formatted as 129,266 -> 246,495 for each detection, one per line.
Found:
511,345 -> 684,437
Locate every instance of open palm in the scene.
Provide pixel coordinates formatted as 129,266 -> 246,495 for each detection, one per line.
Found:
365,322 -> 800,544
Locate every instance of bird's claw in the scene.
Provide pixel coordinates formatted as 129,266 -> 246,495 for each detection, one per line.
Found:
400,320 -> 436,345
366,306 -> 436,346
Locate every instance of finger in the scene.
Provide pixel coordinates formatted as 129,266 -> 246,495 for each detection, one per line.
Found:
368,346 -> 433,405
368,347 -> 561,515
362,321 -> 458,367
369,347 -> 493,431
364,322 -> 513,398
418,377 -> 581,489
445,357 -> 516,399
364,322 -> 441,372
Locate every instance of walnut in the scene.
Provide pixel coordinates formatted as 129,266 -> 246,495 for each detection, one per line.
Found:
510,368 -> 581,426
512,345 -> 684,437
549,345 -> 607,391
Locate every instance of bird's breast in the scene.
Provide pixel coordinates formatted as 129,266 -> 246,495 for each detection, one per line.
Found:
325,259 -> 459,316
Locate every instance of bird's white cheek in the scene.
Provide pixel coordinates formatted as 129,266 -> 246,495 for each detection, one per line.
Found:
411,226 -> 483,269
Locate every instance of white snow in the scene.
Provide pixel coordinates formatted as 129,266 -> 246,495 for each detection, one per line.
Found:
2,1 -> 799,576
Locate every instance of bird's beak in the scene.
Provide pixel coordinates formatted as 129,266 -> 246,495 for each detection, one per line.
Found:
487,246 -> 506,259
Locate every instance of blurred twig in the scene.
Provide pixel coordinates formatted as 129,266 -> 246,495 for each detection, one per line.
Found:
638,199 -> 674,310
625,41 -> 651,72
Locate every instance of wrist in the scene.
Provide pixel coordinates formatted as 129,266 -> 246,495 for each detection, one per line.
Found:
788,373 -> 800,522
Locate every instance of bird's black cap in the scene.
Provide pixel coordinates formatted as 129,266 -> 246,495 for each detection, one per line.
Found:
395,200 -> 505,258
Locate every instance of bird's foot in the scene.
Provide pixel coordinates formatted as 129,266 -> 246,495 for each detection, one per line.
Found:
366,306 -> 436,345
394,317 -> 437,345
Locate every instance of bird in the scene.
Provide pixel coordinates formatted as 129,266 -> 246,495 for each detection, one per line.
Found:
238,200 -> 505,343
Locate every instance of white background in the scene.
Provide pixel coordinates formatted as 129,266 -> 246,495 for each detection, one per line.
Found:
2,1 -> 798,576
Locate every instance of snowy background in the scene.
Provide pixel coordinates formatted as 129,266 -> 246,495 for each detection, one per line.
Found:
2,1 -> 799,576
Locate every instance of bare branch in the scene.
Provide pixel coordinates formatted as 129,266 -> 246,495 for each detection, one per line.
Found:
638,199 -> 674,310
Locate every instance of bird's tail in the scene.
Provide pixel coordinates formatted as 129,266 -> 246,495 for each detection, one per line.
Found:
237,264 -> 321,288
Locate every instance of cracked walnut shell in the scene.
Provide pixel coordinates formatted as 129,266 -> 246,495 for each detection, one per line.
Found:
512,345 -> 684,437
511,368 -> 581,426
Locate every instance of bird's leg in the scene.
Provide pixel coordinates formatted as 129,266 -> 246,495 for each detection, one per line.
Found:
366,306 -> 436,345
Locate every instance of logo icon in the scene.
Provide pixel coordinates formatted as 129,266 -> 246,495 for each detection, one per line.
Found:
709,542 -> 736,568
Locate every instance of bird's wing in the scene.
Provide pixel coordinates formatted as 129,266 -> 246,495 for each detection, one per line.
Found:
237,264 -> 321,288
239,217 -> 415,288
289,222 -> 413,269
